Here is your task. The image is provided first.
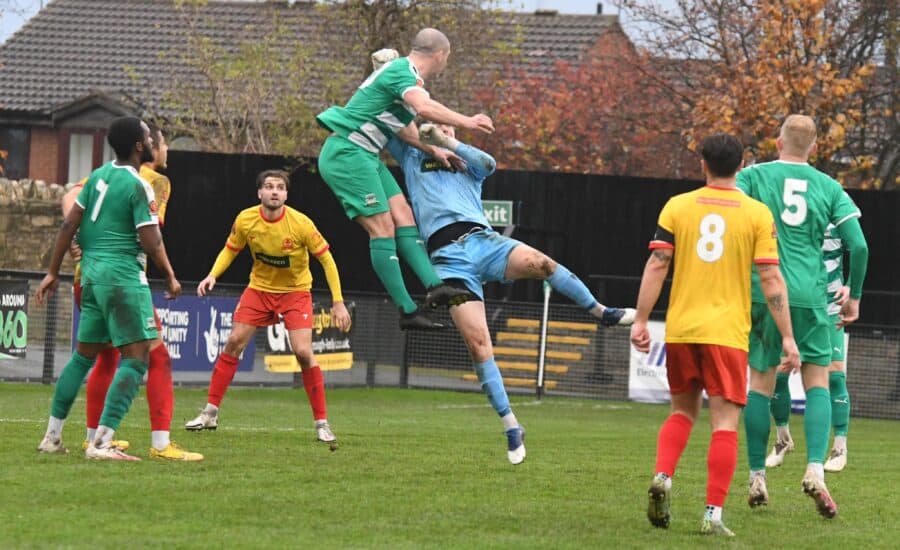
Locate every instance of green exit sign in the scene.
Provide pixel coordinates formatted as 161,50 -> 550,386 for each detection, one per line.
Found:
483,200 -> 514,226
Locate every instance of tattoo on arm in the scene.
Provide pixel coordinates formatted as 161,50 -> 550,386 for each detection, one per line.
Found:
651,250 -> 672,263
767,293 -> 785,312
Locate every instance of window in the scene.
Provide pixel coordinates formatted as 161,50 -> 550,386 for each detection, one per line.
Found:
67,133 -> 94,183
0,126 -> 31,179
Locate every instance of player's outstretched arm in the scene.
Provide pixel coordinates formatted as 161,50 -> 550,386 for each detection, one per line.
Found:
757,264 -> 800,372
138,226 -> 181,299
396,123 -> 464,170
420,124 -> 496,179
835,217 -> 868,327
36,205 -> 84,305
630,249 -> 672,352
403,89 -> 494,134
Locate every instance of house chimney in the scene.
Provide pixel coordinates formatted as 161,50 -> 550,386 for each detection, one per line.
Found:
597,3 -> 603,14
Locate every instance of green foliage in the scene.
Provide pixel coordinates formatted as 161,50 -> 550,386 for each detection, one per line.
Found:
3,383 -> 898,547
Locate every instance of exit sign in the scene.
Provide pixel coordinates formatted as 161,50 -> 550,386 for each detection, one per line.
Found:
483,200 -> 514,226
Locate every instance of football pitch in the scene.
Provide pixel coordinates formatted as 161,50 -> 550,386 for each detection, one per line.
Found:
2,383 -> 898,548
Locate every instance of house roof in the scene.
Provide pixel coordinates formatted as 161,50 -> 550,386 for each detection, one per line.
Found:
0,0 -> 621,119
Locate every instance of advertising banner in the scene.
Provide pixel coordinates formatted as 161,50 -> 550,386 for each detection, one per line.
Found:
0,279 -> 29,359
73,293 -> 255,372
628,320 -> 668,403
263,301 -> 355,373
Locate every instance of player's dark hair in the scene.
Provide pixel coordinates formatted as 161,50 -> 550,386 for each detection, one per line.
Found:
257,169 -> 291,190
700,133 -> 743,177
147,123 -> 163,151
106,116 -> 145,159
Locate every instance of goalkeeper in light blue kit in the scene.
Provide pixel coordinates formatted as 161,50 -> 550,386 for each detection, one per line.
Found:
386,121 -> 636,465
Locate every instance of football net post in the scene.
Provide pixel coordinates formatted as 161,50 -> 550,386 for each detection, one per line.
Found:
535,280 -> 551,400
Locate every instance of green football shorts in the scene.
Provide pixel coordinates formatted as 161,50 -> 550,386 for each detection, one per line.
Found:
749,302 -> 832,370
77,284 -> 157,347
829,314 -> 845,362
317,134 -> 403,220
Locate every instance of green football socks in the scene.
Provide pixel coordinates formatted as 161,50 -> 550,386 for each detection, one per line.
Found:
98,358 -> 147,431
395,226 -> 443,289
803,386 -> 832,464
771,372 -> 791,426
370,237 -> 417,314
744,390 -> 772,471
830,371 -> 850,437
50,351 -> 95,419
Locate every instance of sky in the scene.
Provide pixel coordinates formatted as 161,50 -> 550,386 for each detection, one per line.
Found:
0,1 -> 631,45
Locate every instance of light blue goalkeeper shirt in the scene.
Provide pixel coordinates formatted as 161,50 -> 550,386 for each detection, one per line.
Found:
386,138 -> 497,242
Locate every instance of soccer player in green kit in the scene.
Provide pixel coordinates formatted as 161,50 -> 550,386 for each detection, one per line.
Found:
737,115 -> 868,518
317,28 -> 494,330
766,223 -> 856,473
36,116 -> 182,461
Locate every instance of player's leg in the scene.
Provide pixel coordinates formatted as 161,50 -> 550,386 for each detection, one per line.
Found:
385,179 -> 471,310
698,345 -> 745,537
765,370 -> 794,468
146,321 -> 203,460
185,317 -> 257,431
449,296 -> 525,465
87,284 -> 159,461
83,346 -> 123,449
647,343 -> 702,529
502,242 -> 635,326
745,303 -> 781,507
825,321 -> 849,472
797,306 -> 838,518
39,283 -> 109,454
282,290 -> 334,443
318,136 -> 439,326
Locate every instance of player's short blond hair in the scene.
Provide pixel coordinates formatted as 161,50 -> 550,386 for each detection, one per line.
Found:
779,115 -> 817,156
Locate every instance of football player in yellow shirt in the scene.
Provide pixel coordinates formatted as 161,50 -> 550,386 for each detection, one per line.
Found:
185,170 -> 351,443
631,134 -> 799,536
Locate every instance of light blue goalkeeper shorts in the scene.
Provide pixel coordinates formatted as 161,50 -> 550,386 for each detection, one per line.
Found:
429,228 -> 521,300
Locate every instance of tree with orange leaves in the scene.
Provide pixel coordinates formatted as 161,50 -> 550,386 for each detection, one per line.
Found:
616,0 -> 897,188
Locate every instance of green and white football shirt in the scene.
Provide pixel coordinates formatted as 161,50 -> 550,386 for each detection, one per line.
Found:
316,57 -> 425,153
74,161 -> 158,287
737,160 -> 860,307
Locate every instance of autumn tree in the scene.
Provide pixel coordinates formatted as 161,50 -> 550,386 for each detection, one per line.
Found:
136,0 -> 515,157
615,0 -> 898,188
472,29 -> 693,177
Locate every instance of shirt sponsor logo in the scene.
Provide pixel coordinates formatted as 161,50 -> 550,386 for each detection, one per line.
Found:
421,158 -> 455,173
255,252 -> 290,268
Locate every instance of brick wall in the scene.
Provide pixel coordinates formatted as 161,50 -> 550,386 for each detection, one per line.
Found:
0,178 -> 75,273
28,128 -> 60,184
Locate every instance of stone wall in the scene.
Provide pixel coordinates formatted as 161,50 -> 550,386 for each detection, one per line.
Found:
0,178 -> 77,273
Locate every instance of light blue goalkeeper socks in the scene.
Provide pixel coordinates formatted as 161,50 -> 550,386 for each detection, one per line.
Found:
547,264 -> 597,310
474,358 -> 511,417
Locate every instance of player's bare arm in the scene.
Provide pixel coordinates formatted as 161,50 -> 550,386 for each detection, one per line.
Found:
403,88 -> 494,134
36,204 -> 84,305
138,225 -> 181,299
631,248 -> 673,352
60,185 -> 83,261
757,264 -> 800,372
331,301 -> 352,332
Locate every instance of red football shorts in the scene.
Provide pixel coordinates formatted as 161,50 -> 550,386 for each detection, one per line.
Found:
665,343 -> 748,406
234,288 -> 313,330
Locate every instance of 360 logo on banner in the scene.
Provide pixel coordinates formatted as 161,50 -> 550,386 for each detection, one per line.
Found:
0,280 -> 29,359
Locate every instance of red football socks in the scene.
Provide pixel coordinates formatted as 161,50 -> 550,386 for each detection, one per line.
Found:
85,347 -> 120,429
301,366 -> 327,421
654,413 -> 694,477
147,344 -> 174,431
706,430 -> 738,507
207,353 -> 240,407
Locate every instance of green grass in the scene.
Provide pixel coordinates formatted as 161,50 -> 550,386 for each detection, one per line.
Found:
1,383 -> 898,548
